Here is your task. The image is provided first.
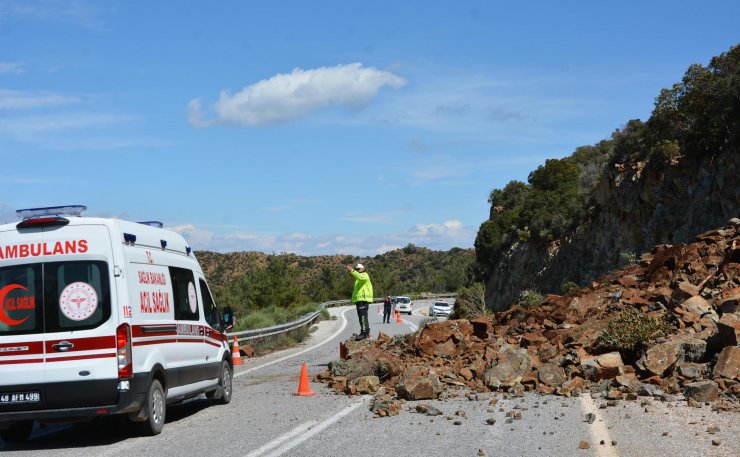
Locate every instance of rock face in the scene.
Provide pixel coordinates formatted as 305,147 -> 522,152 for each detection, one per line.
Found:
484,151 -> 739,311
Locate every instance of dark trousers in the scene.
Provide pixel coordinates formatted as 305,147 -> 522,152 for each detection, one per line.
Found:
383,303 -> 392,323
355,301 -> 370,335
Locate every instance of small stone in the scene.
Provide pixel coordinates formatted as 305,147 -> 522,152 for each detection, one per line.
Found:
611,440 -> 617,446
706,425 -> 720,434
600,440 -> 605,445
453,420 -> 462,425
585,413 -> 596,424
478,450 -> 486,456
712,440 -> 721,446
486,418 -> 496,425
662,432 -> 669,437
579,441 -> 590,449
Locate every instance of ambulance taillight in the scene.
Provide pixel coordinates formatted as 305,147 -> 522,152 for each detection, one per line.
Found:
116,323 -> 133,379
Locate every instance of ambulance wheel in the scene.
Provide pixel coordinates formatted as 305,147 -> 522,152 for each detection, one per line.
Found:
0,420 -> 33,443
137,379 -> 165,436
207,360 -> 232,404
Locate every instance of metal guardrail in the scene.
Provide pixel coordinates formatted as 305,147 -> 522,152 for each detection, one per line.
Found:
225,294 -> 457,344
225,299 -> 350,343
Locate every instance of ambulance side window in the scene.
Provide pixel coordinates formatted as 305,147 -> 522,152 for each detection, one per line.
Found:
199,279 -> 220,329
169,267 -> 199,321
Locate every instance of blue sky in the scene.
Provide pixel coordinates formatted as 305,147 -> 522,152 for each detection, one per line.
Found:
1,1 -> 738,255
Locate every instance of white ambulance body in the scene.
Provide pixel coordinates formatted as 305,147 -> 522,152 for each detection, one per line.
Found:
0,206 -> 233,442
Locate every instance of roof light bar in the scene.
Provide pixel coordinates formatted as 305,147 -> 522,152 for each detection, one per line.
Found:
16,205 -> 87,220
137,221 -> 164,229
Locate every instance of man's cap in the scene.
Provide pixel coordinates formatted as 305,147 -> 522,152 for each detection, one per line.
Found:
355,263 -> 365,270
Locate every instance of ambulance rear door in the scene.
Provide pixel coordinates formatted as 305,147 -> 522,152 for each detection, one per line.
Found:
41,223 -> 119,409
0,227 -> 46,413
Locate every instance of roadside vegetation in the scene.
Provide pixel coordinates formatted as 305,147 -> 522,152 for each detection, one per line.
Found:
474,44 -> 740,280
198,245 -> 474,326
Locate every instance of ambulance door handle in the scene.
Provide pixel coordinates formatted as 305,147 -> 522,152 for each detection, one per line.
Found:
52,341 -> 74,352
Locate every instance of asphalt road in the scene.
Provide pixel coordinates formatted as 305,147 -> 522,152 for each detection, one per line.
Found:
2,299 -> 738,457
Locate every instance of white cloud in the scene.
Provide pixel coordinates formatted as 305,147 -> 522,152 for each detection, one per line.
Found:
0,89 -> 79,109
187,63 -> 406,127
167,218 -> 474,256
0,62 -> 25,74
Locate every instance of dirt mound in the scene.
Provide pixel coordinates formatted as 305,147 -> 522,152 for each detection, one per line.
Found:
317,219 -> 740,415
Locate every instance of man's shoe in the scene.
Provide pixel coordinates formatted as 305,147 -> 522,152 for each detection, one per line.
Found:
355,333 -> 369,341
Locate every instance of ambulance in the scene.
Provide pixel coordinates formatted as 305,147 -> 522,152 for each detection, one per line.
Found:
0,206 -> 234,442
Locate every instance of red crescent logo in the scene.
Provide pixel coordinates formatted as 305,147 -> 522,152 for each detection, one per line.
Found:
0,284 -> 30,327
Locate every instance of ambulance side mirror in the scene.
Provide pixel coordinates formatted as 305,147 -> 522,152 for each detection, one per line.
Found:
222,307 -> 234,332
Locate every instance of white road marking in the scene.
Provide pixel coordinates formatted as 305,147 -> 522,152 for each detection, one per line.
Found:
243,400 -> 365,457
234,307 -> 351,378
579,394 -> 619,457
242,420 -> 318,457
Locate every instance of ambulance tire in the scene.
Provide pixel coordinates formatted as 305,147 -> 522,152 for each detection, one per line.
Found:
0,420 -> 33,443
137,379 -> 166,436
207,359 -> 233,404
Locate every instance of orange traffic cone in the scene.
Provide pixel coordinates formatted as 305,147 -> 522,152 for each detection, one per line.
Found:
396,309 -> 402,323
339,341 -> 346,360
232,336 -> 243,366
294,362 -> 316,396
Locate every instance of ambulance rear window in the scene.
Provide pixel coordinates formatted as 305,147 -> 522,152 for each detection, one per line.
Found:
44,261 -> 111,332
0,265 -> 42,336
0,261 -> 110,336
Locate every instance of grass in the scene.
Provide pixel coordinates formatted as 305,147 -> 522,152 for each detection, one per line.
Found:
234,303 -> 326,331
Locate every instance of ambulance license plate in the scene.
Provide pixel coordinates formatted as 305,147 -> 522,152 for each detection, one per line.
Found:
0,391 -> 41,405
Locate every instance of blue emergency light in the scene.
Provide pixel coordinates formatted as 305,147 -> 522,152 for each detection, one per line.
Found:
16,205 -> 87,220
137,221 -> 164,228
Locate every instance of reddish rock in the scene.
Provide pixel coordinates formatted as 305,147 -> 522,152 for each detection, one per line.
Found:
679,296 -> 717,322
672,281 -> 700,303
562,376 -> 588,390
396,365 -> 443,400
470,316 -> 493,340
581,352 -> 624,381
354,375 -> 380,394
521,332 -> 548,347
483,347 -> 534,388
641,342 -> 680,376
713,346 -> 740,380
416,320 -> 473,357
459,367 -> 474,381
241,344 -> 255,358
377,332 -> 392,344
538,363 -> 567,387
716,314 -> 740,347
684,380 -> 719,402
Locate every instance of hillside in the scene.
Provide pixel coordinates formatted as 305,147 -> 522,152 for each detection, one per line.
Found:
196,245 -> 474,317
475,44 -> 740,310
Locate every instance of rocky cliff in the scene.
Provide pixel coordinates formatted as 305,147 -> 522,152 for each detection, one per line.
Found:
485,150 -> 739,311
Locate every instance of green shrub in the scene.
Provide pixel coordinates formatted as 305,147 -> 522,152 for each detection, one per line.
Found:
451,282 -> 488,319
594,308 -> 672,355
561,281 -> 579,295
518,290 -> 543,308
619,251 -> 638,267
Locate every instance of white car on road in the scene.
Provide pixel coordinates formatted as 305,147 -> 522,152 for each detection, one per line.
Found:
429,300 -> 452,317
393,296 -> 413,315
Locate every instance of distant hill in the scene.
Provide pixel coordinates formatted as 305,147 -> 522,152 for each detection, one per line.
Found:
475,44 -> 740,310
196,244 -> 474,316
